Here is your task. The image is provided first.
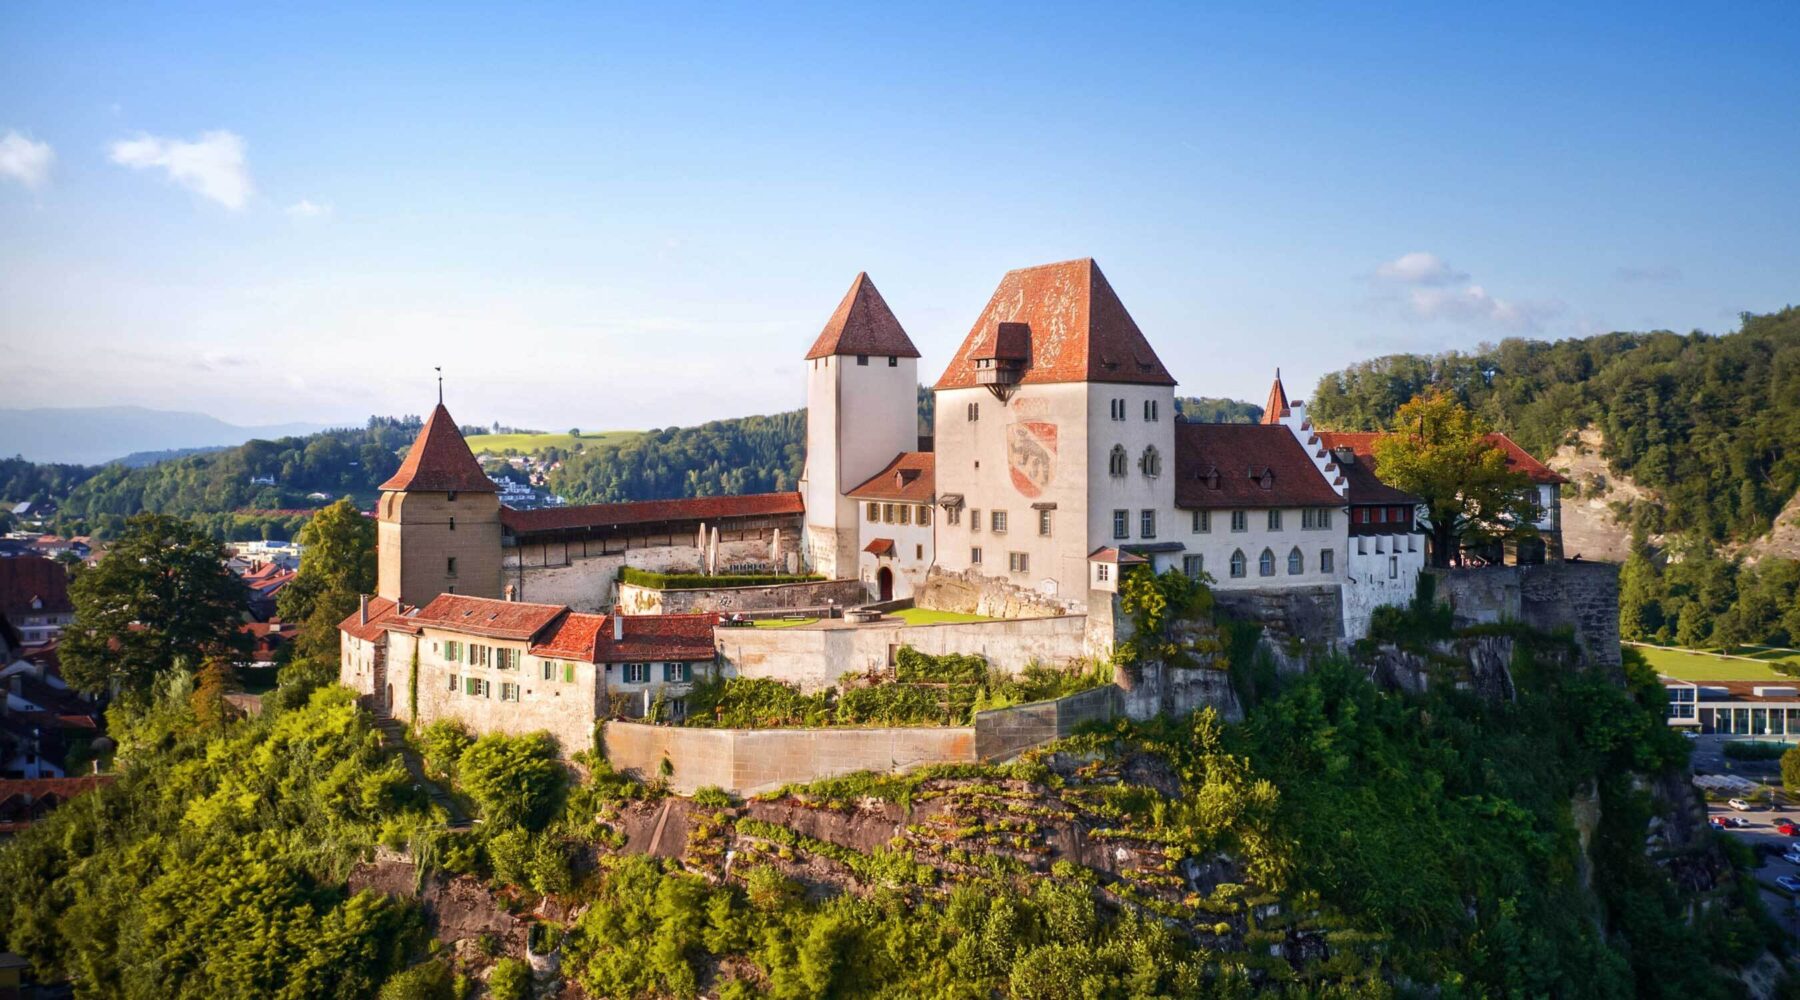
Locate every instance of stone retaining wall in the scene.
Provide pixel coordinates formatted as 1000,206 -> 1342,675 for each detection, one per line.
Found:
604,686 -> 1120,795
714,614 -> 1092,691
1428,562 -> 1620,666
618,577 -> 868,615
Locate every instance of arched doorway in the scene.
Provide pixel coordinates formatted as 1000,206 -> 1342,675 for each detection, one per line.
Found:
385,684 -> 395,715
877,567 -> 894,602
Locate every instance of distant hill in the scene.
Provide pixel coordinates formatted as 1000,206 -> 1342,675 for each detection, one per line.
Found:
1176,396 -> 1263,423
0,406 -> 331,465
111,445 -> 231,468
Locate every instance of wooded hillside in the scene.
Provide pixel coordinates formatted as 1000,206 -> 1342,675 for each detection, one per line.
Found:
1308,308 -> 1800,545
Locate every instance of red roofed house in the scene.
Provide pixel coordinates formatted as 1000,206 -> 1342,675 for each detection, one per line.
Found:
0,556 -> 74,646
337,593 -> 719,751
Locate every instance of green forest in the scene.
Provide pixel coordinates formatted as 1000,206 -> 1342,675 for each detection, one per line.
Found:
1,615 -> 1778,997
1308,307 -> 1800,545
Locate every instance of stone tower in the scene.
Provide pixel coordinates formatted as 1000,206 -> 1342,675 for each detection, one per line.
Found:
375,403 -> 503,606
798,273 -> 921,579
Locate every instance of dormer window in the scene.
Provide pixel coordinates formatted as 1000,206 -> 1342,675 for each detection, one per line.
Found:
1259,470 -> 1275,490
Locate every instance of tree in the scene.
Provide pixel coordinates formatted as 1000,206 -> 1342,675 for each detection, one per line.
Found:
1371,390 -> 1540,567
569,427 -> 580,438
456,732 -> 566,830
276,498 -> 376,626
60,514 -> 250,696
191,655 -> 241,729
1781,746 -> 1800,798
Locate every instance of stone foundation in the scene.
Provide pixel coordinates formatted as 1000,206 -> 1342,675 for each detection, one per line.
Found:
603,686 -> 1120,795
916,566 -> 1082,619
1211,584 -> 1344,648
618,578 -> 869,616
1428,562 -> 1620,667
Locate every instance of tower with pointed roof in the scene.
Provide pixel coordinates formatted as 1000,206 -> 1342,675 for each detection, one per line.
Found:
932,258 -> 1180,611
375,402 -> 503,606
798,272 -> 923,579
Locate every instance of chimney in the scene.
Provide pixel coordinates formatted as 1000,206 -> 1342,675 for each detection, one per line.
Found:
613,607 -> 625,642
1333,446 -> 1356,466
359,594 -> 369,625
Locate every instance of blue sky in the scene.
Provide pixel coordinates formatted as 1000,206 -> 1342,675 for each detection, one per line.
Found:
3,2 -> 1796,430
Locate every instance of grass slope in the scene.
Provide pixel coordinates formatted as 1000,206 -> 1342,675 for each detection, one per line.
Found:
465,429 -> 641,454
1635,643 -> 1792,682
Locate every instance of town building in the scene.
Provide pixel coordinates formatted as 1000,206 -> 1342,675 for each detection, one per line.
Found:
0,556 -> 74,646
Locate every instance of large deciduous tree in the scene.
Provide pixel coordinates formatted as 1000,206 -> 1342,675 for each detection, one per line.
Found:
61,514 -> 249,696
271,497 -> 377,708
1371,390 -> 1540,568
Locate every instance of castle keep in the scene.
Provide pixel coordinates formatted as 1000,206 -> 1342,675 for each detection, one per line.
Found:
341,258 -> 1568,757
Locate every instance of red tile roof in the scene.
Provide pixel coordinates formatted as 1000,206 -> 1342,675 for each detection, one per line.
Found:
1260,370 -> 1290,424
1317,431 -> 1566,486
0,555 -> 72,616
1174,423 -> 1345,509
863,538 -> 895,556
500,492 -> 805,535
805,272 -> 921,360
378,404 -> 497,494
934,259 -> 1177,390
0,775 -> 114,805
410,594 -> 565,641
1087,546 -> 1148,565
598,614 -> 716,663
528,612 -> 609,660
528,611 -> 717,662
846,452 -> 935,502
337,596 -> 404,642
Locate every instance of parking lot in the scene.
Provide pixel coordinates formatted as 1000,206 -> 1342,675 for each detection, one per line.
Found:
1690,734 -> 1800,934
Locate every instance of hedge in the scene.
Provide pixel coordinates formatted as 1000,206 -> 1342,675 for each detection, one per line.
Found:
618,567 -> 824,590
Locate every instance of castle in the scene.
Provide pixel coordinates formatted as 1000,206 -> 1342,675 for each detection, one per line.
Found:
340,258 -> 1566,755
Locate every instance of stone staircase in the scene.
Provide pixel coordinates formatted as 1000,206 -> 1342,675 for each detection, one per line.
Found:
373,715 -> 472,829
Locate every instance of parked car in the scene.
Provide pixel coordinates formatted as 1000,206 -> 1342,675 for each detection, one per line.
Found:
1683,731 -> 1700,740
1777,820 -> 1799,836
1777,875 -> 1800,893
1783,852 -> 1800,866
1726,816 -> 1752,828
1711,816 -> 1730,830
1729,798 -> 1754,811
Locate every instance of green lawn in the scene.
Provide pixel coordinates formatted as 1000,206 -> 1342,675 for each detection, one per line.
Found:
1732,645 -> 1800,667
892,608 -> 991,626
464,429 -> 641,454
752,617 -> 819,629
1637,644 -> 1794,682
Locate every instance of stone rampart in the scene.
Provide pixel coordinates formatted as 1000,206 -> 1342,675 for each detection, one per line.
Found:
618,578 -> 869,616
916,566 -> 1082,618
714,614 -> 1091,691
604,686 -> 1120,795
1428,562 -> 1620,666
1211,584 -> 1344,647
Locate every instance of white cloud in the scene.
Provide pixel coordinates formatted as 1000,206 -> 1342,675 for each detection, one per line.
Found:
1367,251 -> 1561,332
1373,251 -> 1466,286
0,130 -> 55,189
285,198 -> 331,219
109,130 -> 252,209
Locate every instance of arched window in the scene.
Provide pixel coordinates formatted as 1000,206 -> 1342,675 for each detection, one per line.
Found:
1259,548 -> 1276,577
1287,547 -> 1304,575
1109,445 -> 1128,478
1140,445 -> 1161,478
1229,549 -> 1247,578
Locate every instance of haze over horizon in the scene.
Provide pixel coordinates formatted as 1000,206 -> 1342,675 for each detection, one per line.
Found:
3,1 -> 1796,431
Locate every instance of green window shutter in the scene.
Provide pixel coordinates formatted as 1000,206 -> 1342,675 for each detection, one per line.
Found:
564,662 -> 575,683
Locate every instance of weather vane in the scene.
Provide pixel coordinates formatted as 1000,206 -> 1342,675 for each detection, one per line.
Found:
435,366 -> 443,404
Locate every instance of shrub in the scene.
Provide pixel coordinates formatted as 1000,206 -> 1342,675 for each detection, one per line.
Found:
458,732 -> 566,831
692,785 -> 735,809
379,959 -> 456,1000
419,720 -> 474,781
487,957 -> 531,1000
895,647 -> 989,685
683,675 -> 833,728
1783,745 -> 1800,794
1725,741 -> 1789,761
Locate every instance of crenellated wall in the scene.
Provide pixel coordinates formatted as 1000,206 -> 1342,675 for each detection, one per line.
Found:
618,578 -> 868,616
